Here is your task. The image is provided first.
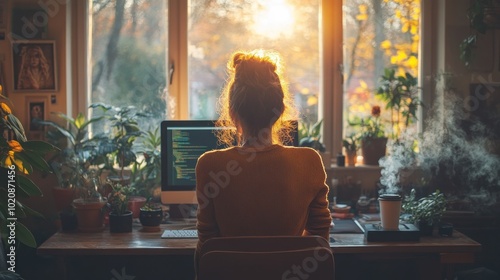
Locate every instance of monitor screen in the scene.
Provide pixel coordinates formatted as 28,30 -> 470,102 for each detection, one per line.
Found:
161,120 -> 227,193
160,120 -> 299,205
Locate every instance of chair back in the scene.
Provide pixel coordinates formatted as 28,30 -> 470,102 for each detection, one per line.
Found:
198,235 -> 334,280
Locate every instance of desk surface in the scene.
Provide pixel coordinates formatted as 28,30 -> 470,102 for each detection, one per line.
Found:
37,223 -> 481,257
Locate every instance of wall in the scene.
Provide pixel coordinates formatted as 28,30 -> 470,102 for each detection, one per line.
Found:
441,0 -> 500,98
0,0 -> 68,131
0,0 -> 69,230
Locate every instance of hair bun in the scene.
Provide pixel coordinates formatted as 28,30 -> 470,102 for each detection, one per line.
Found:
232,52 -> 245,68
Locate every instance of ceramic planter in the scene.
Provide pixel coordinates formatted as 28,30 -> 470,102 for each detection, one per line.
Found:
139,208 -> 163,232
109,211 -> 133,233
361,137 -> 388,165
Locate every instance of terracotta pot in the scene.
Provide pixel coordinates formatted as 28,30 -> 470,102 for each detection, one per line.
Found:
109,211 -> 133,233
72,198 -> 106,232
346,150 -> 357,167
52,187 -> 77,212
128,196 -> 147,219
361,137 -> 388,165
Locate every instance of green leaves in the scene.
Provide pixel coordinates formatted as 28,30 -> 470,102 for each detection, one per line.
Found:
376,67 -> 421,139
402,189 -> 447,226
298,119 -> 326,152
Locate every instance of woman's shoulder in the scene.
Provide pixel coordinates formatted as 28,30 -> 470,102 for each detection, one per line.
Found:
197,147 -> 237,162
281,146 -> 322,158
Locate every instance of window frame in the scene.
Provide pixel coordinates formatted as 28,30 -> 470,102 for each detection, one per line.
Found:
75,0 -> 430,163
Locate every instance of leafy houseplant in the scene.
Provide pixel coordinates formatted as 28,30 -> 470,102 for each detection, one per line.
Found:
107,183 -> 135,215
90,103 -> 147,183
139,198 -> 163,231
349,105 -> 387,165
402,189 -> 447,235
38,112 -> 109,229
39,112 -> 106,188
298,119 -> 326,152
106,182 -> 134,233
38,111 -> 112,232
376,68 -> 420,140
130,127 -> 162,200
0,90 -> 58,247
299,119 -> 330,167
342,134 -> 359,166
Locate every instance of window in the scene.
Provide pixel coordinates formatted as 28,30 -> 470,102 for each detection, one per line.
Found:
88,0 -> 321,125
186,0 -> 321,121
84,0 -> 421,157
342,0 -> 420,140
89,0 -> 168,128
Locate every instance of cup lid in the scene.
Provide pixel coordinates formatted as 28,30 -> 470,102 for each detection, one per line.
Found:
378,194 -> 401,201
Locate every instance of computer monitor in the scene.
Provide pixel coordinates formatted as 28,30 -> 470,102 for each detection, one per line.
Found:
160,120 -> 227,205
160,120 -> 299,206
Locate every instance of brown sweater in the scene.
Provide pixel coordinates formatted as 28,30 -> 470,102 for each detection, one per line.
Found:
195,144 -> 332,252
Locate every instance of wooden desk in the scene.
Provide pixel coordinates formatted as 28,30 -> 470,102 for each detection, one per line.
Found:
38,223 -> 481,280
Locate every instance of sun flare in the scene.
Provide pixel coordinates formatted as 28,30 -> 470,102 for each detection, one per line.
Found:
252,0 -> 295,39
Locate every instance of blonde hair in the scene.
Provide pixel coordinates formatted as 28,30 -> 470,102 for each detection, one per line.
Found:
216,49 -> 298,146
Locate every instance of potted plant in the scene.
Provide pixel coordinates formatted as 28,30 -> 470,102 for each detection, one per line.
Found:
131,127 -> 162,201
376,68 -> 421,140
349,105 -> 387,165
342,134 -> 359,166
402,189 -> 447,235
139,198 -> 163,232
106,182 -> 134,233
37,111 -> 109,231
0,90 -> 58,247
298,119 -> 330,167
90,103 -> 147,184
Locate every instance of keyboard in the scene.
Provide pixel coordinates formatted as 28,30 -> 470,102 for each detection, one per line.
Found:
161,229 -> 198,239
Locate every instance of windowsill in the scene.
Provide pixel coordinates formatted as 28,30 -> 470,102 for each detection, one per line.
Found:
325,164 -> 382,171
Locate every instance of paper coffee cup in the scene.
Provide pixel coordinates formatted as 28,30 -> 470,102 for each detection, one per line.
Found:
378,194 -> 402,230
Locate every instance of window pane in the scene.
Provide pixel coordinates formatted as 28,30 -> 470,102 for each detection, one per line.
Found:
343,0 -> 420,139
90,0 -> 168,127
188,0 -> 321,122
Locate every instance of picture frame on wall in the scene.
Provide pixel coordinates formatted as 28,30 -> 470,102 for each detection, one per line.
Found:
11,8 -> 47,40
12,40 -> 57,92
25,95 -> 48,140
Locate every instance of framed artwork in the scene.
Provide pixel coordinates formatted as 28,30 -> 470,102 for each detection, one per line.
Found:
25,95 -> 48,140
11,40 -> 57,92
11,8 -> 47,39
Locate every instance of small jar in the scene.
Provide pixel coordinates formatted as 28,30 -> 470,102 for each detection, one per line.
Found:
336,153 -> 345,167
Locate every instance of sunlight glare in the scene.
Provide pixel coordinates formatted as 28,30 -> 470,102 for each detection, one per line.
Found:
252,0 -> 295,39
